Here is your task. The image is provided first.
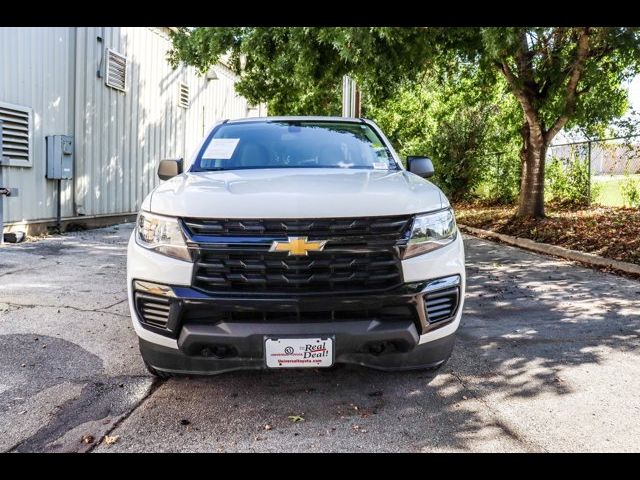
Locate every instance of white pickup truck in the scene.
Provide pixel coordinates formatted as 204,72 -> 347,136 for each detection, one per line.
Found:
127,116 -> 465,376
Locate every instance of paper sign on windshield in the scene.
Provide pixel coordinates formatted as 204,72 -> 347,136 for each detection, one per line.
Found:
202,138 -> 240,159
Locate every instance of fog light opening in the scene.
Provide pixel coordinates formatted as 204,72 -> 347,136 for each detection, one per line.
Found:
368,342 -> 387,355
201,345 -> 232,359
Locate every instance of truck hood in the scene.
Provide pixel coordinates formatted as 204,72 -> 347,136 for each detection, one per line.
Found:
149,168 -> 446,218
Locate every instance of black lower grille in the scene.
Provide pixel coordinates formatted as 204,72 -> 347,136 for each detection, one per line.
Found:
424,287 -> 459,323
183,305 -> 416,324
193,250 -> 403,294
135,292 -> 171,329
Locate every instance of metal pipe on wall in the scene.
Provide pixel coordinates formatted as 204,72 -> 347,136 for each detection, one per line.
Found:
0,120 -> 22,243
342,75 -> 361,118
0,121 -> 4,244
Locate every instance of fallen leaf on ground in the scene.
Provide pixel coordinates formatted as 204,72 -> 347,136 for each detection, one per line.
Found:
104,435 -> 120,445
288,415 -> 304,423
81,435 -> 94,444
455,202 -> 640,270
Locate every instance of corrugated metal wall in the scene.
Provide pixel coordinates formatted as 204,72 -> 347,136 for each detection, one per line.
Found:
1,27 -> 261,225
0,27 -> 76,223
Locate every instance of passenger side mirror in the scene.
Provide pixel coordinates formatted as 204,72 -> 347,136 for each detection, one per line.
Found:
158,159 -> 184,180
407,156 -> 435,178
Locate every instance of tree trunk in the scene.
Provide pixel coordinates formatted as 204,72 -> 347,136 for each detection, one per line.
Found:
517,125 -> 547,218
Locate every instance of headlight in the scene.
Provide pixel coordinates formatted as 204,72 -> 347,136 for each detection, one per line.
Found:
404,208 -> 457,258
135,211 -> 192,262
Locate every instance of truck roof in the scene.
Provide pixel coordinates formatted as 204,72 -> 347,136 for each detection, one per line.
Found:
225,116 -> 366,124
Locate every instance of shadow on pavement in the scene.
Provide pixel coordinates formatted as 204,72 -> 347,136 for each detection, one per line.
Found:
106,237 -> 640,452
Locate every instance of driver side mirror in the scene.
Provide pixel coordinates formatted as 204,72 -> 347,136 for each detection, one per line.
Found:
158,159 -> 184,180
407,156 -> 435,178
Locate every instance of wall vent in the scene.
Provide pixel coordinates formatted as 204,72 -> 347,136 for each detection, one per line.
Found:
0,101 -> 33,167
105,49 -> 128,92
179,82 -> 190,109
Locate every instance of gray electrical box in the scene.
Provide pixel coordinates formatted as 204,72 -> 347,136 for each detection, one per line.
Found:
46,135 -> 74,179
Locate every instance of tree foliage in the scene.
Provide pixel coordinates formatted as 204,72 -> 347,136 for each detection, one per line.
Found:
457,28 -> 640,216
545,157 -> 600,206
169,27 -> 640,217
367,63 -> 521,201
169,27 -> 432,115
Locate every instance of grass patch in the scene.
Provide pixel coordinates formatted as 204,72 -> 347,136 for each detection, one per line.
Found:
474,174 -> 640,207
593,174 -> 640,207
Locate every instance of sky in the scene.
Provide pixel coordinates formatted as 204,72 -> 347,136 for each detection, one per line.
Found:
628,76 -> 640,112
554,76 -> 640,144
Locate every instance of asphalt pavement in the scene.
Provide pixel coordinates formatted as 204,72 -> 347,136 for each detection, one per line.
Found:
1,224 -> 639,452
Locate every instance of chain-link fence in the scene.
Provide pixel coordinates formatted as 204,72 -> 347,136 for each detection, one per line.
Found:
475,150 -> 521,204
548,135 -> 640,207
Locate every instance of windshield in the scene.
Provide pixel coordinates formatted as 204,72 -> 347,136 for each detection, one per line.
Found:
192,121 -> 399,172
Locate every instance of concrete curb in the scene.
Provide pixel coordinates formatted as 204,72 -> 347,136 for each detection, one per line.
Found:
459,224 -> 640,276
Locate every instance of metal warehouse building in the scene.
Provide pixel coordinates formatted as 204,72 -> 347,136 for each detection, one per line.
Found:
0,27 -> 264,235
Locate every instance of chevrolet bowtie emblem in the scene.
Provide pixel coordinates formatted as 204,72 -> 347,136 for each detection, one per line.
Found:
269,236 -> 328,256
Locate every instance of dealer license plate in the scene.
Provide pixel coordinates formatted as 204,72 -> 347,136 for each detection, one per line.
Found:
265,337 -> 334,368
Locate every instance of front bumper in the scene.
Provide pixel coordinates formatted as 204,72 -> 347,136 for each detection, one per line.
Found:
127,231 -> 466,373
139,330 -> 457,374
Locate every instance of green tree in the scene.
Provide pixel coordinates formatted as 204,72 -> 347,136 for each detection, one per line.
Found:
466,28 -> 640,217
169,27 -> 640,217
367,63 -> 521,201
169,27 -> 431,115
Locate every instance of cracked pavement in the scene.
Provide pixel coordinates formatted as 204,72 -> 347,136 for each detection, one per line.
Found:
1,224 -> 639,452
